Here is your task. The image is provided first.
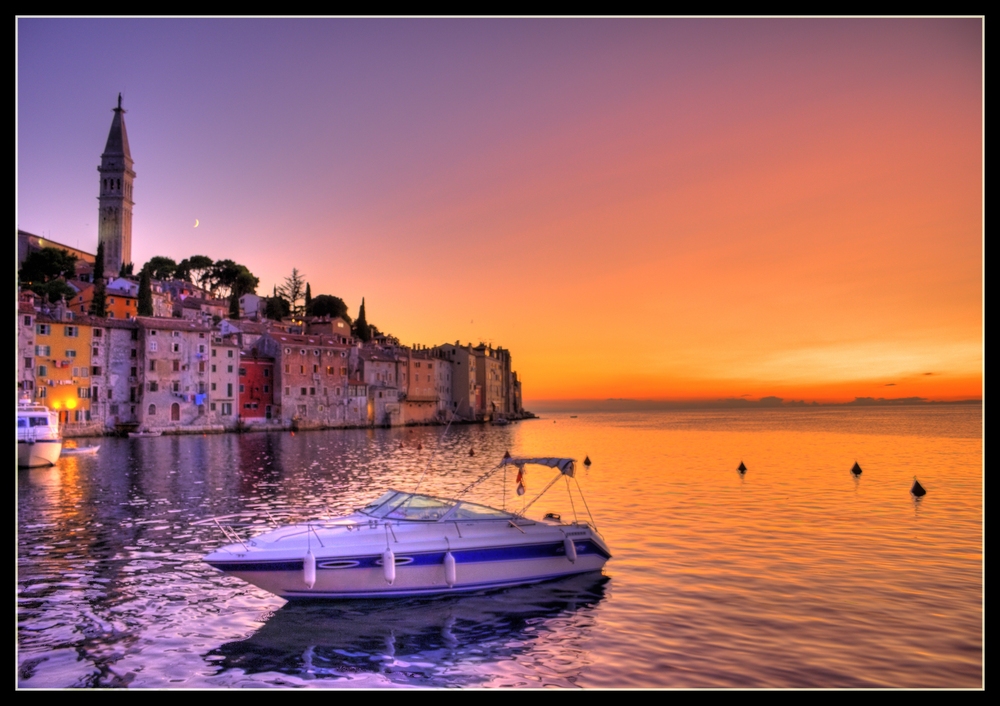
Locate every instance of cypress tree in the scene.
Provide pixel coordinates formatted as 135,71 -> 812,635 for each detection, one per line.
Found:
89,241 -> 107,317
138,267 -> 153,316
355,297 -> 371,342
305,283 -> 312,316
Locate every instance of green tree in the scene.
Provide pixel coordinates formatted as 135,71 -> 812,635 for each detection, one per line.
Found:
138,266 -> 153,316
264,296 -> 291,320
19,247 -> 78,286
175,255 -> 214,288
119,261 -> 134,277
89,242 -> 107,317
310,294 -> 352,322
353,297 -> 371,342
205,260 -> 259,300
34,279 -> 77,305
305,283 -> 312,316
229,270 -> 259,319
145,256 -> 177,280
277,268 -> 307,320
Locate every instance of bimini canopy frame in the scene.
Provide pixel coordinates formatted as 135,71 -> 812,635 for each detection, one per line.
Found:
460,456 -> 598,532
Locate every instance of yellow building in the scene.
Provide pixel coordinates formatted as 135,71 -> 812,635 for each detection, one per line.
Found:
33,314 -> 94,427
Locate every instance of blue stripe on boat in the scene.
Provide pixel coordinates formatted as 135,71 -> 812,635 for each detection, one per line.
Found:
207,539 -> 610,573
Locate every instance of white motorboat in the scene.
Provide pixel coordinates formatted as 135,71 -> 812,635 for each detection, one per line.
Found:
17,399 -> 63,468
204,456 -> 611,600
62,444 -> 101,456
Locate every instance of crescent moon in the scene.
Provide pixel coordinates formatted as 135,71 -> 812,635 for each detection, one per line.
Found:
194,219 -> 199,228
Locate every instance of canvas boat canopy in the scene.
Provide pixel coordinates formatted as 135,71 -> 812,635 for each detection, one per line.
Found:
501,457 -> 576,477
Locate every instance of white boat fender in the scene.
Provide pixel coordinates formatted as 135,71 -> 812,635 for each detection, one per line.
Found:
564,536 -> 577,563
303,550 -> 316,589
444,550 -> 457,587
383,548 -> 396,585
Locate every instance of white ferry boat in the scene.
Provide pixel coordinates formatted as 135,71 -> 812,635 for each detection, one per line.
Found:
17,399 -> 63,468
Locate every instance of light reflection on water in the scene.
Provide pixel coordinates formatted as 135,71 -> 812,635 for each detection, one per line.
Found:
17,406 -> 982,688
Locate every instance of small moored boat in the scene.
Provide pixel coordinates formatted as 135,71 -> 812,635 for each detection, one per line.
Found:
62,445 -> 101,456
204,456 -> 611,600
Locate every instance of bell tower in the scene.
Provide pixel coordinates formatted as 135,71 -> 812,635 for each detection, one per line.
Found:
97,93 -> 135,278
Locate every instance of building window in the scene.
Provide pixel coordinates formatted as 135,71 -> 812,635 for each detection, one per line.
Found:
93,347 -> 99,357
149,382 -> 159,392
130,349 -> 137,358
227,365 -> 233,373
227,383 -> 233,397
173,331 -> 180,338
172,343 -> 180,353
227,350 -> 234,358
284,364 -> 290,373
285,387 -> 290,395
239,367 -> 246,376
35,345 -> 50,356
210,403 -> 216,411
211,383 -> 217,391
199,361 -> 205,373
37,387 -> 47,399
211,364 -> 217,373
172,382 -> 180,393
78,387 -> 90,399
310,387 -> 315,395
221,402 -> 232,416
148,404 -> 156,415
212,349 -> 217,357
173,360 -> 180,372
24,357 -> 32,369
300,387 -> 307,395
93,329 -> 102,338
150,340 -> 158,352
263,369 -> 270,377
64,326 -> 78,337
23,315 -> 32,327
36,324 -> 50,335
263,385 -> 269,393
199,345 -> 205,353
239,384 -> 245,393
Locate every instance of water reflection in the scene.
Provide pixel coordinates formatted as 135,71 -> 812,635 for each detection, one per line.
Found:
207,573 -> 609,687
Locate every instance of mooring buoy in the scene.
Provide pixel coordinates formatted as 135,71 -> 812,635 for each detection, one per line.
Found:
584,455 -> 592,466
851,461 -> 862,476
738,461 -> 747,475
911,477 -> 926,497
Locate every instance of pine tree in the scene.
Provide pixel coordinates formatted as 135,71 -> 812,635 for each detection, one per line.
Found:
89,241 -> 107,317
305,283 -> 312,316
354,297 -> 371,342
138,267 -> 153,316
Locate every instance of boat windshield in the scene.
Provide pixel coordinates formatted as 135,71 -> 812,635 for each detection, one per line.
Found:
362,492 -> 456,521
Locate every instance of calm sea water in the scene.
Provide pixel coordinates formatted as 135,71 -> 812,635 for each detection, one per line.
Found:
17,406 -> 982,688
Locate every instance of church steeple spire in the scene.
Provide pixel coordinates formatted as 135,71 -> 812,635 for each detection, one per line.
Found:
97,94 -> 136,277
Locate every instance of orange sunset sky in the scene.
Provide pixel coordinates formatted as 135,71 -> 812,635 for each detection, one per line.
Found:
17,19 -> 982,403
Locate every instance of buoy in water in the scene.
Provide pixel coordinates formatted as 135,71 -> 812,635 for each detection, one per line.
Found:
738,461 -> 747,474
383,548 -> 396,584
584,455 -> 592,466
564,536 -> 577,563
911,477 -> 926,497
303,550 -> 316,589
851,461 -> 862,476
469,447 -> 475,456
444,550 -> 456,587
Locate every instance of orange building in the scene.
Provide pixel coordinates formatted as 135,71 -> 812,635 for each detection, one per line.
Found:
32,313 -> 94,427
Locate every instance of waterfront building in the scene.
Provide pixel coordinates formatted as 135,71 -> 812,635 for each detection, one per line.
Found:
237,348 -> 275,424
256,332 -> 351,428
354,346 -> 402,426
433,343 -> 480,420
30,312 -> 94,428
88,318 -> 140,430
135,317 -> 215,432
473,344 -> 505,420
208,335 -> 241,428
400,347 -> 440,424
97,95 -> 136,277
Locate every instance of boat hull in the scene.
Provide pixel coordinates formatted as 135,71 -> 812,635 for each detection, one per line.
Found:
17,439 -> 63,468
207,524 -> 611,600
